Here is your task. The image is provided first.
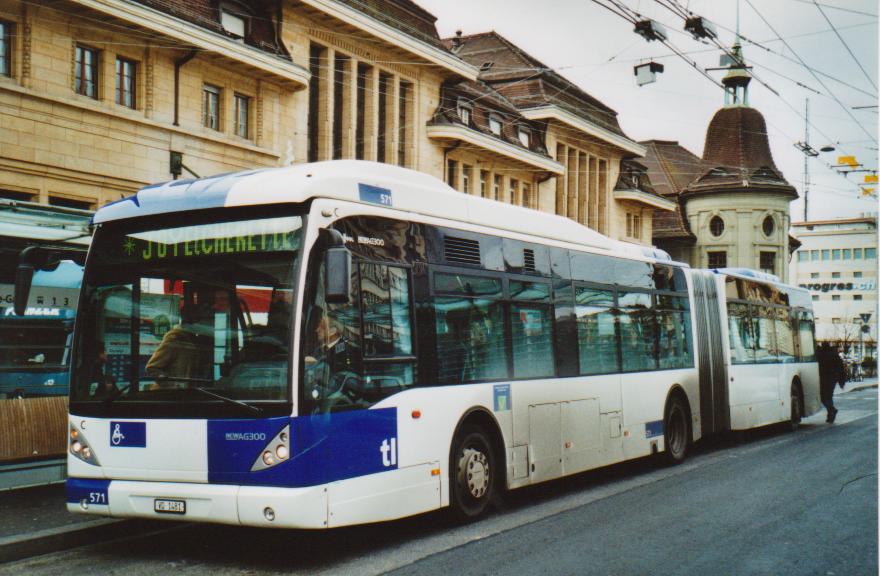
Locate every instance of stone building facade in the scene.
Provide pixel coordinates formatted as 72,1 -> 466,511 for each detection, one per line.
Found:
1,0 -> 676,248
446,32 -> 675,246
642,43 -> 797,281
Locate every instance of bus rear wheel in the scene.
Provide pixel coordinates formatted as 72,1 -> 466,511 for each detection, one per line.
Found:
662,395 -> 689,465
449,426 -> 495,522
789,385 -> 802,432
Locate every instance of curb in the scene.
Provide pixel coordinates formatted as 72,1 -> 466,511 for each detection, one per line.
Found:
845,383 -> 878,393
0,518 -> 168,564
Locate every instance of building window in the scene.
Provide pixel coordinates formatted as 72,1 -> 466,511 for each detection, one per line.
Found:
854,248 -> 863,259
832,249 -> 841,261
866,247 -> 877,259
509,178 -> 519,204
811,295 -> 819,301
811,250 -> 819,261
843,249 -> 851,259
832,295 -> 840,302
202,84 -> 221,130
488,114 -> 502,136
398,80 -> 411,166
821,249 -> 830,260
832,272 -> 841,279
462,164 -> 472,194
446,159 -> 457,188
457,100 -> 472,126
220,9 -> 247,39
332,54 -> 347,160
854,271 -> 863,278
518,126 -> 530,148
377,72 -> 391,163
480,170 -> 488,198
49,196 -> 93,211
493,174 -> 502,201
307,44 -> 324,163
626,212 -> 642,240
762,215 -> 775,237
234,93 -> 249,139
0,189 -> 35,202
708,251 -> 727,269
75,45 -> 99,98
831,318 -> 841,324
854,294 -> 863,301
356,63 -> 369,160
115,57 -> 136,108
522,183 -> 531,207
797,251 -> 808,262
709,215 -> 724,237
0,21 -> 11,77
810,272 -> 819,279
760,251 -> 775,274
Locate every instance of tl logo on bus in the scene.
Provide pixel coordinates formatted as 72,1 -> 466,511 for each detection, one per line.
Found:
380,438 -> 398,467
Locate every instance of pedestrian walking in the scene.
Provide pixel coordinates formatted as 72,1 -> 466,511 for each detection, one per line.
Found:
817,342 -> 845,423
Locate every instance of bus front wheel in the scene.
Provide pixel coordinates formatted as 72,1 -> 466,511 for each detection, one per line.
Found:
662,395 -> 690,465
449,426 -> 496,521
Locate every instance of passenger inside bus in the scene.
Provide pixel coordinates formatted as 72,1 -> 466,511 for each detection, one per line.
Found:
145,288 -> 214,386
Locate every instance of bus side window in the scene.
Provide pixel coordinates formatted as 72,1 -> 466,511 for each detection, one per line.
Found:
797,311 -> 817,362
509,280 -> 554,379
574,286 -> 618,375
727,302 -> 754,365
619,291 -> 656,372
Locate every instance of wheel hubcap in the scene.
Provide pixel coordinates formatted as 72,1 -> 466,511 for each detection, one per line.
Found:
459,447 -> 489,499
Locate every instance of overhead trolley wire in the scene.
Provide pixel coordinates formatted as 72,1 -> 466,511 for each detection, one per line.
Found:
811,0 -> 877,93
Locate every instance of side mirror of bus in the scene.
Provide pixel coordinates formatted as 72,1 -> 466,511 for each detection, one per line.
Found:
14,261 -> 35,317
324,247 -> 351,304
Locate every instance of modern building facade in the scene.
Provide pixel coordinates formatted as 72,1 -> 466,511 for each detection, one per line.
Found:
790,216 -> 878,360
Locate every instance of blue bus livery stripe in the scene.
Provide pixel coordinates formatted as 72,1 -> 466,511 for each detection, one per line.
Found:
645,420 -> 664,439
358,183 -> 393,207
66,478 -> 110,505
207,407 -> 398,488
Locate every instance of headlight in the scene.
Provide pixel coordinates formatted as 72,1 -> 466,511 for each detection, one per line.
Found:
251,425 -> 290,472
69,424 -> 100,466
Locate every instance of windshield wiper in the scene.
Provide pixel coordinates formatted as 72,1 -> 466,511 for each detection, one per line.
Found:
193,386 -> 263,415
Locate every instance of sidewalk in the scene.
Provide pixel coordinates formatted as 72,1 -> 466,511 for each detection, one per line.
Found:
0,482 -> 166,563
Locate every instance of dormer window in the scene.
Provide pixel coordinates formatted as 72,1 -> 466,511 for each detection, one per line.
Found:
457,99 -> 472,126
517,126 -> 531,148
488,114 -> 503,136
220,3 -> 250,40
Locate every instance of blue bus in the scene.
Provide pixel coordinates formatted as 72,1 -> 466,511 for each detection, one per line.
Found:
0,261 -> 82,398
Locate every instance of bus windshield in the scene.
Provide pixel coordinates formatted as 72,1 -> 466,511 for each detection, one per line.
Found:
70,213 -> 303,417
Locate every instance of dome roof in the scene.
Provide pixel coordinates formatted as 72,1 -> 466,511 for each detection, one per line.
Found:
703,107 -> 778,171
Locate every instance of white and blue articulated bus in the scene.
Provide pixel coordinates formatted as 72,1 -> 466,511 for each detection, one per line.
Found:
63,161 -> 819,527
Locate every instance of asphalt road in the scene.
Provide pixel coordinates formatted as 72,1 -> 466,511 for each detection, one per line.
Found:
1,388 -> 876,576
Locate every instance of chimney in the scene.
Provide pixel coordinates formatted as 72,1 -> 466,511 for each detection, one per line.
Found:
451,30 -> 463,52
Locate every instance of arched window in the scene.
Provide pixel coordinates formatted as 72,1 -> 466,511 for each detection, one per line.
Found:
709,215 -> 724,237
762,215 -> 775,237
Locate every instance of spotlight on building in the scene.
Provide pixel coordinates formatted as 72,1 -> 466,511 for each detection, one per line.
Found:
634,19 -> 668,42
634,61 -> 665,86
684,16 -> 717,40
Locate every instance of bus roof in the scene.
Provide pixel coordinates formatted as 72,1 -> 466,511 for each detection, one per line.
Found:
95,160 -> 675,262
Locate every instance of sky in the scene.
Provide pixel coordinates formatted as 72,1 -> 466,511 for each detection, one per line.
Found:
419,0 -> 879,222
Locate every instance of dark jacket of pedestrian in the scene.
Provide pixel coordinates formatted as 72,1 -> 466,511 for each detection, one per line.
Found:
817,343 -> 845,421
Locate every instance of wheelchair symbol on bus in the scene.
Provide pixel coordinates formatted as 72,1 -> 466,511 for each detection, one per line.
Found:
111,424 -> 126,446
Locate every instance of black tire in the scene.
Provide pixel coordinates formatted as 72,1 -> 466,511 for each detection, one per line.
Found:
789,384 -> 802,432
662,395 -> 690,465
449,426 -> 496,522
